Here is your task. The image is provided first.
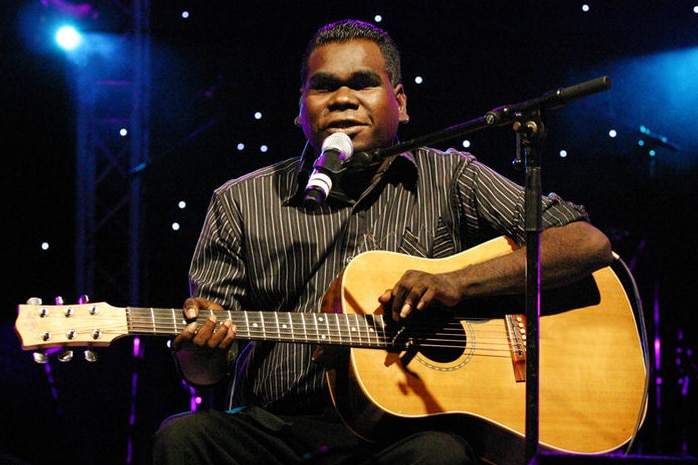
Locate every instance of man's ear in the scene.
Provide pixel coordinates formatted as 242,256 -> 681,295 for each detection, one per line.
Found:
294,93 -> 304,127
395,84 -> 409,124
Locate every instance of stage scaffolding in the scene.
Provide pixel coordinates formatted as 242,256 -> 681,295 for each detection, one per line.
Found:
75,0 -> 150,306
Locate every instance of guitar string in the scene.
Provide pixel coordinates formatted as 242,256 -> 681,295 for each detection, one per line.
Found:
42,323 -> 516,355
30,307 -> 521,354
32,328 -> 515,355
60,330 -> 513,356
127,312 -> 517,344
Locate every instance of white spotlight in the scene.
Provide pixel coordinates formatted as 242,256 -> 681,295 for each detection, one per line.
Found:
56,26 -> 82,51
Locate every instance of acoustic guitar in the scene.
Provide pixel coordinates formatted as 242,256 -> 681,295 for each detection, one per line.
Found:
15,236 -> 648,464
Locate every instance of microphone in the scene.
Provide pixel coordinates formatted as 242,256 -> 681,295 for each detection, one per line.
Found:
303,132 -> 353,209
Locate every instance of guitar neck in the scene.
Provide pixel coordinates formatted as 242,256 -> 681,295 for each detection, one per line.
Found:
127,307 -> 392,350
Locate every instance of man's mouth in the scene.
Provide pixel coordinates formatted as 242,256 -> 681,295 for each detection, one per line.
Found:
325,120 -> 364,130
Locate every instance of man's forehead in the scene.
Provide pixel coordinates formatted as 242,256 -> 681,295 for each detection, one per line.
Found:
306,40 -> 387,77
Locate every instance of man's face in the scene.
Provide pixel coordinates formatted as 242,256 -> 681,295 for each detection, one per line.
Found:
298,39 -> 408,154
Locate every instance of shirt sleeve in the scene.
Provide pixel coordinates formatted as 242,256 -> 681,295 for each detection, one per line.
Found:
188,187 -> 248,311
452,150 -> 590,245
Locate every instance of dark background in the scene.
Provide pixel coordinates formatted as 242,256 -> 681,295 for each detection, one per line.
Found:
2,1 -> 697,464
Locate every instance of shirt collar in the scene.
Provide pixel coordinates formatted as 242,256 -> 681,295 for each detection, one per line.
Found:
283,141 -> 419,205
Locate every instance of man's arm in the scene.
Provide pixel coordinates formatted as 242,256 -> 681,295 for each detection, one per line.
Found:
380,221 -> 613,321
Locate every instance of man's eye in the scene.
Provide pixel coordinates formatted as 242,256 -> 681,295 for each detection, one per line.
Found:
315,83 -> 338,92
310,81 -> 338,92
350,76 -> 380,90
308,74 -> 381,92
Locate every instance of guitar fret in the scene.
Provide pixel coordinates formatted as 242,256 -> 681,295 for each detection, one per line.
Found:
324,314 -> 331,344
273,312 -> 279,340
344,313 -> 354,346
358,315 -> 367,346
313,314 -> 322,343
364,314 -> 373,347
260,311 -> 267,339
244,312 -> 251,339
354,315 -> 362,346
378,316 -> 388,348
356,313 -> 365,345
301,313 -> 308,343
316,314 -> 325,343
334,313 -> 343,345
288,312 -> 294,342
334,313 -> 344,344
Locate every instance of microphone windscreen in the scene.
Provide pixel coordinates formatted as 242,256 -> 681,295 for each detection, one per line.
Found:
321,132 -> 353,158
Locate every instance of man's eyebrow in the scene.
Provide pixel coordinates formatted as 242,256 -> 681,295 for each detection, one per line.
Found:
307,70 -> 383,88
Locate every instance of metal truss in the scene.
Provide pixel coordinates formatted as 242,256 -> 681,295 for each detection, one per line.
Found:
75,0 -> 150,306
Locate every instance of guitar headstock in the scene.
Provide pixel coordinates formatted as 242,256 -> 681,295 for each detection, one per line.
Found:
15,300 -> 128,355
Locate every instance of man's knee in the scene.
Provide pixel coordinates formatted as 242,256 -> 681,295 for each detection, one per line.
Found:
152,411 -> 221,456
153,412 -> 194,456
386,430 -> 477,465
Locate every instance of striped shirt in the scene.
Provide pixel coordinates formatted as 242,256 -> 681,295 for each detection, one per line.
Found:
188,146 -> 589,414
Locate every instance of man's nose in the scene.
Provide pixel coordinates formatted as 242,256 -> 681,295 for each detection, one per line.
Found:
328,86 -> 359,109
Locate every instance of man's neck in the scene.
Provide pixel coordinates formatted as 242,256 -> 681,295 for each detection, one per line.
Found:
336,156 -> 393,201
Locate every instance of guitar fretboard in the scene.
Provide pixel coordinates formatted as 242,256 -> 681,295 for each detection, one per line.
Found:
125,307 -> 393,349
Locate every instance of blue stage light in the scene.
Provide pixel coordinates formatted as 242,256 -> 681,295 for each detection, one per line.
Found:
55,26 -> 82,51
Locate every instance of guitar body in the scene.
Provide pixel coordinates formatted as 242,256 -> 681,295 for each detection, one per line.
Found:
323,237 -> 648,463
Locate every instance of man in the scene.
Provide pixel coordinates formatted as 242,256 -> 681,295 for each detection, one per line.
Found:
152,19 -> 613,465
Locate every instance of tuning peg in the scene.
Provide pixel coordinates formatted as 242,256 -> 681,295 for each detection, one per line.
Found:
55,296 -> 64,305
84,349 -> 98,362
78,294 -> 90,304
26,297 -> 43,305
32,351 -> 49,364
57,349 -> 74,362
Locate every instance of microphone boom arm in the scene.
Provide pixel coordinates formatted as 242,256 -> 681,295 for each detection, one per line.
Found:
348,76 -> 611,169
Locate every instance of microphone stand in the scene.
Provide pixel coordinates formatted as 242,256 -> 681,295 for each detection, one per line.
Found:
349,76 -> 612,465
514,107 -> 545,465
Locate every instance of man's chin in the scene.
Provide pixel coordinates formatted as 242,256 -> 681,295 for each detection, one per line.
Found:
314,130 -> 391,155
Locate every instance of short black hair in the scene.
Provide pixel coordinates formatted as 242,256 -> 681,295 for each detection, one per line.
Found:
300,19 -> 402,87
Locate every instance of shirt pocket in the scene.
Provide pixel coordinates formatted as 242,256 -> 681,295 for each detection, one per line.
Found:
398,217 -> 456,258
397,227 -> 427,257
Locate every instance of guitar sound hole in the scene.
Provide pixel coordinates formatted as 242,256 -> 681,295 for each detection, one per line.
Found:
417,321 -> 467,363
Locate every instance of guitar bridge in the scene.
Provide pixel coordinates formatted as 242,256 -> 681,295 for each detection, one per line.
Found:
505,314 -> 527,382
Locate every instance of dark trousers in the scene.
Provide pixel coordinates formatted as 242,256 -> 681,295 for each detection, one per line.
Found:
151,406 -> 477,465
